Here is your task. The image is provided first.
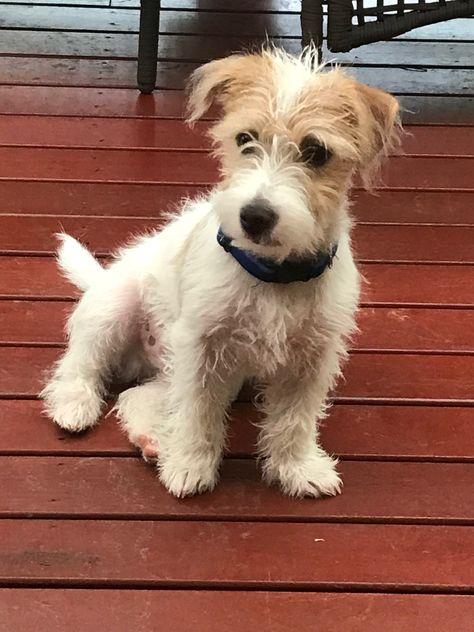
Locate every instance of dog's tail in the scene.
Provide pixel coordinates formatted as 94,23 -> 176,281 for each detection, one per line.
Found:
56,233 -> 105,292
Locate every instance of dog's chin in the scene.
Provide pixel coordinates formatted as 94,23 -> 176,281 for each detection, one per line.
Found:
247,233 -> 282,248
232,233 -> 311,263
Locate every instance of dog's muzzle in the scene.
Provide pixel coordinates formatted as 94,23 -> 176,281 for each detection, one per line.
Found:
240,198 -> 277,242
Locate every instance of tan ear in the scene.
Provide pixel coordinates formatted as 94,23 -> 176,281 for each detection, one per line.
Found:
186,55 -> 246,124
356,83 -> 400,182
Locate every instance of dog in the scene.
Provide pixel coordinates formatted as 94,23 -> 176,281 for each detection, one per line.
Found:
42,47 -> 399,498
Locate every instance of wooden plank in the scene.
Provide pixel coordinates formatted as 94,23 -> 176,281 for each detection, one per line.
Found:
2,258 -> 473,306
339,353 -> 474,403
3,1 -> 110,5
362,264 -> 474,307
0,216 -> 163,255
120,0 -> 307,9
0,257 -> 463,312
0,57 -> 472,94
0,116 -> 472,156
0,181 -> 471,224
0,86 -> 471,126
3,300 -> 474,353
0,116 -> 210,150
1,400 -> 473,461
0,519 -> 473,590
0,149 -> 472,189
333,41 -> 474,68
1,216 -> 473,263
1,30 -> 473,68
3,346 -> 473,401
352,191 -> 474,224
0,181 -> 200,215
356,307 -> 474,352
349,67 -> 474,98
0,7 -> 273,34
400,127 -> 474,157
0,147 -> 219,183
0,87 -> 189,118
0,6 -> 472,40
0,257 -> 74,299
2,456 -> 474,523
2,589 -> 474,632
399,96 -> 474,125
0,58 -> 182,90
0,346 -> 61,396
353,225 -> 474,264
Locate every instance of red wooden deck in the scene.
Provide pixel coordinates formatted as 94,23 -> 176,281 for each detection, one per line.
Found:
0,1 -> 473,630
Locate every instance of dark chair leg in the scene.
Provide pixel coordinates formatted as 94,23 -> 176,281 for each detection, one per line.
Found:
137,0 -> 161,94
301,0 -> 323,64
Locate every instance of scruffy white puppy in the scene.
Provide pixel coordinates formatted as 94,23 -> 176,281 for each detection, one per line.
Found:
42,48 -> 399,498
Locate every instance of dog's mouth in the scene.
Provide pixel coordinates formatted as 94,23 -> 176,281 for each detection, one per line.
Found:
244,231 -> 282,248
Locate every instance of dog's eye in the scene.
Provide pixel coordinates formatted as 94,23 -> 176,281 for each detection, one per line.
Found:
299,137 -> 332,168
236,130 -> 258,154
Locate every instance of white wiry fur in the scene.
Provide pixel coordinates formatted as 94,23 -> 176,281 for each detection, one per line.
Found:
42,48 -> 399,498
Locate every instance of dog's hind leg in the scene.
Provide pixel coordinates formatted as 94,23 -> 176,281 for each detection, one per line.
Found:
114,377 -> 168,460
42,271 -> 141,432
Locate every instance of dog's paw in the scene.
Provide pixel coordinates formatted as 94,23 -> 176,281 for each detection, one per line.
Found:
41,378 -> 103,432
159,457 -> 219,498
263,450 -> 342,498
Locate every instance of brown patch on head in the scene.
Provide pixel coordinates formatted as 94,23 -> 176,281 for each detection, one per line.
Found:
352,83 -> 400,186
186,49 -> 400,255
186,53 -> 274,123
187,50 -> 399,165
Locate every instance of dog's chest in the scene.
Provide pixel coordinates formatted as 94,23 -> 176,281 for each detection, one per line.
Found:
205,291 -> 324,376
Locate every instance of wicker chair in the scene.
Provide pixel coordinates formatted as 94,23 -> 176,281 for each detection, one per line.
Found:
137,0 -> 474,93
326,0 -> 474,52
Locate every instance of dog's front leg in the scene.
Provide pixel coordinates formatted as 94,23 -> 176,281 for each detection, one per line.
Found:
258,346 -> 343,498
158,325 -> 241,498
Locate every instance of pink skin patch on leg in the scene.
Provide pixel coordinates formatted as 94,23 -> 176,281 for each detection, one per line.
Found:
135,434 -> 159,460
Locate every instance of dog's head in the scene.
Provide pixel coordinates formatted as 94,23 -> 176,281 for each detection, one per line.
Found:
187,48 -> 399,259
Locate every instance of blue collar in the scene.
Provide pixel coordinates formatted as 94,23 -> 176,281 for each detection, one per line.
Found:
217,229 -> 337,284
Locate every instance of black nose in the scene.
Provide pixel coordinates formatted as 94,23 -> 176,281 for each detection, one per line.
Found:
240,199 -> 277,241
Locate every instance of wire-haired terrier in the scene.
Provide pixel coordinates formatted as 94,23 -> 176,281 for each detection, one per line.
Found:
42,47 -> 399,498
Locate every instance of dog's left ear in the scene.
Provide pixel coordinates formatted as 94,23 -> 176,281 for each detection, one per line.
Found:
355,83 -> 400,185
186,55 -> 247,124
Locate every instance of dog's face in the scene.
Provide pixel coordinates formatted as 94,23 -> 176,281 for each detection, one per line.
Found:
187,48 -> 399,260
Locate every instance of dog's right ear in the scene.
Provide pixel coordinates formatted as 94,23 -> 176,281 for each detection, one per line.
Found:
186,55 -> 245,124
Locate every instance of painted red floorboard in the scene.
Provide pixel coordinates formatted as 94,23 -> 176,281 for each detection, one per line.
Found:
0,116 -> 210,150
2,457 -> 473,523
0,86 -> 189,118
0,519 -> 473,590
0,117 -> 472,155
3,257 -> 474,307
0,87 -> 472,126
1,182 -> 472,225
339,353 -> 474,402
3,300 -> 474,353
1,400 -> 473,461
2,216 -> 473,263
2,589 -> 473,632
0,1 -> 472,616
0,186 -> 472,229
3,346 -> 474,402
0,148 -> 472,188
